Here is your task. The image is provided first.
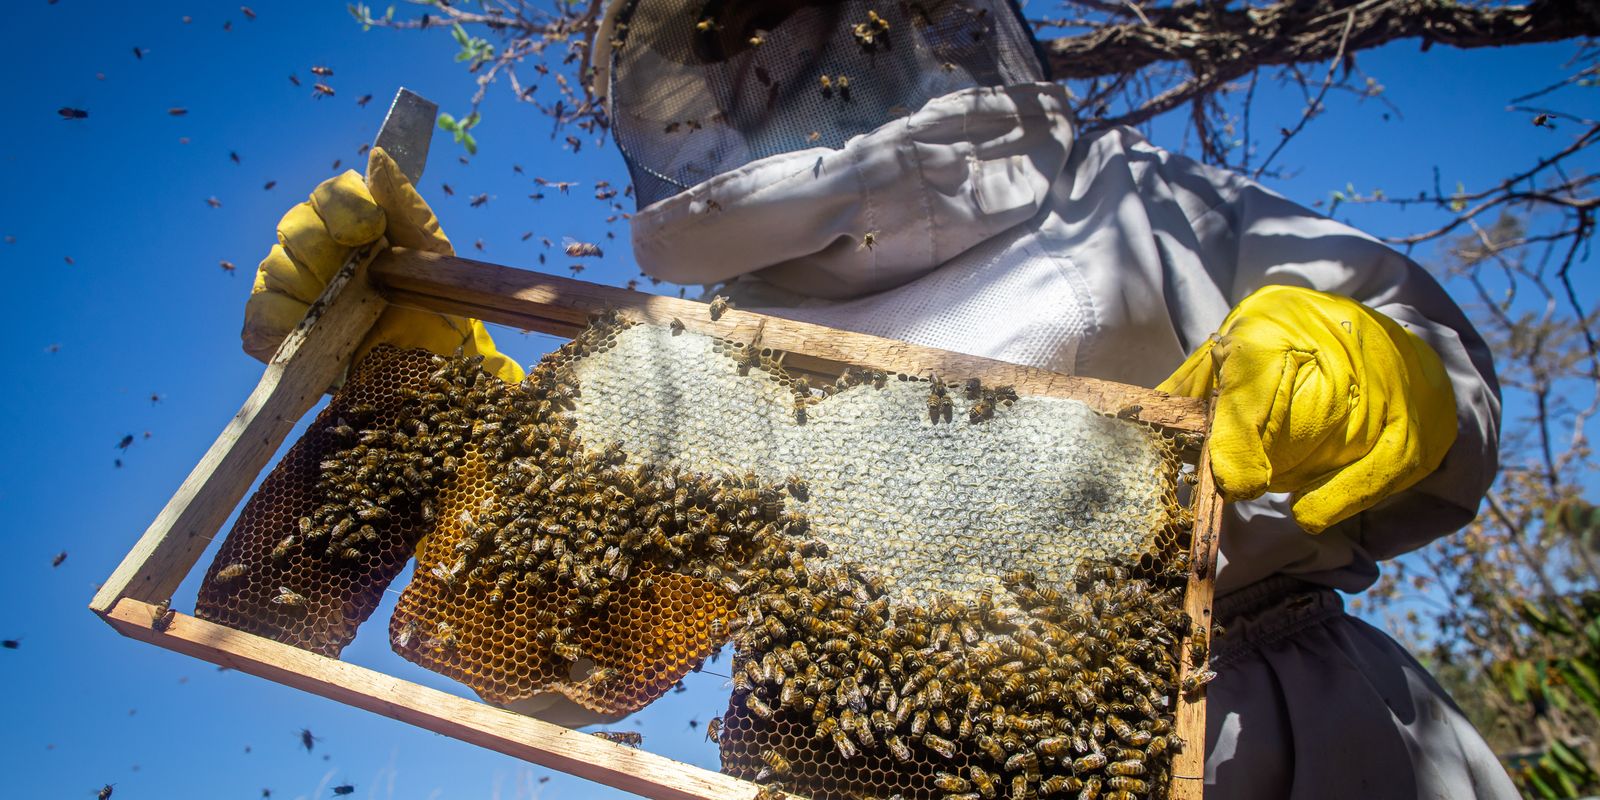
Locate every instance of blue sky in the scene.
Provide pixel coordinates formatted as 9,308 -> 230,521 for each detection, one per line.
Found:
0,3 -> 1593,799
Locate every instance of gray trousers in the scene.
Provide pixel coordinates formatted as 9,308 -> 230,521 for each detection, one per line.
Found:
1205,577 -> 1521,799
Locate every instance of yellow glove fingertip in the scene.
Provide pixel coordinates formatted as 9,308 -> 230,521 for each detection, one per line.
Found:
242,290 -> 310,363
467,322 -> 525,383
312,170 -> 386,246
1287,491 -> 1342,535
257,245 -> 324,304
277,202 -> 353,285
367,147 -> 453,255
1209,440 -> 1272,503
1156,337 -> 1218,397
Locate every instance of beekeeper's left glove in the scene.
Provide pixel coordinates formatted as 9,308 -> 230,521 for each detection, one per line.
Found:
1157,285 -> 1457,533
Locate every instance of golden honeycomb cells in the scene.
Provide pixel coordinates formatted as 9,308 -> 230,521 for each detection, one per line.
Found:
195,345 -> 436,656
382,316 -> 764,718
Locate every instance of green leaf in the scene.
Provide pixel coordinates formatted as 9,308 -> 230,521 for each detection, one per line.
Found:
1546,756 -> 1581,798
461,132 -> 478,155
1555,658 -> 1600,715
1524,765 -> 1560,799
451,23 -> 470,46
437,113 -> 458,132
1504,659 -> 1536,704
1450,180 -> 1467,212
1548,738 -> 1595,778
1517,598 -> 1577,637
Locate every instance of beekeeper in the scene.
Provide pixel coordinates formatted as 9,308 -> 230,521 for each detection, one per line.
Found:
240,0 -> 1516,796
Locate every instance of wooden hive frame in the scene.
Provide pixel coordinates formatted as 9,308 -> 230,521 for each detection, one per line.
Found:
90,248 -> 1223,800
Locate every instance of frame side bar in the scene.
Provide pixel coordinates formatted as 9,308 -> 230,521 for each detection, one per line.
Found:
102,598 -> 760,800
370,248 -> 1209,432
1170,399 -> 1224,799
89,255 -> 388,613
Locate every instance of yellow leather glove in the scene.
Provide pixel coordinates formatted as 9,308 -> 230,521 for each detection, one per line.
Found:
243,147 -> 524,383
1158,285 -> 1457,533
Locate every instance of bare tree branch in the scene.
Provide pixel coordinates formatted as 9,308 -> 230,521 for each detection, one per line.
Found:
1044,0 -> 1600,131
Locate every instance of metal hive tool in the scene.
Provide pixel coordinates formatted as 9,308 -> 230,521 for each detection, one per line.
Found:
197,311 -> 1197,799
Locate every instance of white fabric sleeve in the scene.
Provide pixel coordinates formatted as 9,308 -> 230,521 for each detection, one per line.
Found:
1146,136 -> 1502,562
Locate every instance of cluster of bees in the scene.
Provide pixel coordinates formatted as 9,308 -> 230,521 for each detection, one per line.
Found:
195,345 -> 452,655
397,314 -> 817,669
202,302 -> 1197,797
716,547 -> 1191,800
295,391 -> 468,563
852,10 -> 892,50
923,376 -> 1020,425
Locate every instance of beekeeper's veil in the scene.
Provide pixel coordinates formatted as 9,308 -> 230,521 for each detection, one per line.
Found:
596,0 -> 1048,208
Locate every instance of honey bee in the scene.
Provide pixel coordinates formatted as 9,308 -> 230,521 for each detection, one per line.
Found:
969,766 -> 999,799
933,773 -> 971,792
271,586 -> 307,610
1038,775 -> 1082,796
563,240 -> 603,258
1182,668 -> 1218,696
670,317 -> 685,335
150,598 -> 176,632
824,722 -> 859,760
426,622 -> 459,654
1188,629 -> 1209,666
705,716 -> 722,743
819,74 -> 834,98
807,130 -> 822,143
312,83 -> 335,98
394,619 -> 421,649
745,692 -> 775,719
591,731 -> 643,747
922,733 -> 956,759
1107,759 -> 1145,776
1073,752 -> 1107,773
857,230 -> 879,251
969,397 -> 994,422
1105,777 -> 1146,793
694,16 -> 719,32
885,734 -> 913,762
1037,736 -> 1071,757
708,295 -> 732,321
215,563 -> 249,583
758,749 -> 791,777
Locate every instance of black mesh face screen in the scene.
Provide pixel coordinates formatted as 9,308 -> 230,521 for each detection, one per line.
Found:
608,0 -> 1044,207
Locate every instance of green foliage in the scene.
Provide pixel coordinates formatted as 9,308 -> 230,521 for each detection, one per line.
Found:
437,111 -> 480,156
1549,499 -> 1600,556
347,3 -> 395,32
1493,591 -> 1600,797
450,24 -> 496,72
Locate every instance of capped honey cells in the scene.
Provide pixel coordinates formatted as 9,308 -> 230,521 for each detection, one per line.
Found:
197,310 -> 1199,800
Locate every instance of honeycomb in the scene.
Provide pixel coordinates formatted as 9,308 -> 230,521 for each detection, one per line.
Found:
201,311 -> 1197,799
194,345 -> 439,655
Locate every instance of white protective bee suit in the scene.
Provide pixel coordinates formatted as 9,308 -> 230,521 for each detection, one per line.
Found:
624,81 -> 1518,799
